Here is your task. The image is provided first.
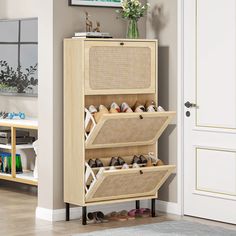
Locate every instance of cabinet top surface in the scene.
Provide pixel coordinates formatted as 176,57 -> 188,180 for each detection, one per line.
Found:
0,118 -> 38,129
65,38 -> 158,43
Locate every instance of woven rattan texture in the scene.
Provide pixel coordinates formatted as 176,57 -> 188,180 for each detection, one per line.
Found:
89,46 -> 151,90
93,117 -> 167,145
92,170 -> 167,199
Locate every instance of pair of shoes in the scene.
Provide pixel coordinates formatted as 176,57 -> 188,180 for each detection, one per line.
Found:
134,100 -> 158,113
110,102 -> 133,113
106,210 -> 134,221
110,156 -> 125,166
87,211 -> 108,223
128,208 -> 151,218
132,155 -> 147,165
88,159 -> 104,168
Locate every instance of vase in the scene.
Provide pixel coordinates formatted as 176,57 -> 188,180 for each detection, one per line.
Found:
127,19 -> 139,39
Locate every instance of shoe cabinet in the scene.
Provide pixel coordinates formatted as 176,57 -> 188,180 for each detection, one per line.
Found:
64,39 -> 176,225
0,119 -> 38,186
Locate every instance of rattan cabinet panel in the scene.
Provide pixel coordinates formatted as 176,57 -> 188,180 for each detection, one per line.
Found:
84,41 -> 157,95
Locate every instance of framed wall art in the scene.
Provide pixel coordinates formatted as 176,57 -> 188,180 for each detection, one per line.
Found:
69,0 -> 121,8
0,18 -> 38,97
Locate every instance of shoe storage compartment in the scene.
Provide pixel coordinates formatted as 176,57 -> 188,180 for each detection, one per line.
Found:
85,112 -> 175,149
85,165 -> 175,203
84,40 -> 157,95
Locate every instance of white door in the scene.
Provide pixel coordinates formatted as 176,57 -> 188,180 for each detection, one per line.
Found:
184,0 -> 236,224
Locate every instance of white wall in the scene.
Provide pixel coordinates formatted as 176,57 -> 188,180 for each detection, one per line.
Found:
0,0 -> 55,210
147,0 -> 178,203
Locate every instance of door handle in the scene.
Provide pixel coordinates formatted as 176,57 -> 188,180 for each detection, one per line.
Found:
184,101 -> 197,108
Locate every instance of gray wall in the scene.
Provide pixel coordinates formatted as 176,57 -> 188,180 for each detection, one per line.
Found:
0,0 -> 146,210
147,0 -> 178,203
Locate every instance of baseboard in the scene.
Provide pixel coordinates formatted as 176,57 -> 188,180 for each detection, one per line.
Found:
36,200 -> 181,222
36,201 -> 149,222
156,200 -> 182,215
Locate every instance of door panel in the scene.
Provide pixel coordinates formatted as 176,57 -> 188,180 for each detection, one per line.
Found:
184,0 -> 236,224
196,148 -> 236,196
196,0 -> 236,129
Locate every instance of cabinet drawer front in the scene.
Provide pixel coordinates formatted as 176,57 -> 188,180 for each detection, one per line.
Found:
86,112 -> 175,149
85,41 -> 157,95
85,165 -> 175,202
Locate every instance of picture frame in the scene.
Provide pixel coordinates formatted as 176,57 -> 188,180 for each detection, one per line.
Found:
69,0 -> 121,8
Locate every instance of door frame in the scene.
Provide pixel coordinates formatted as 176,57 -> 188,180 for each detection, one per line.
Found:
177,0 -> 184,215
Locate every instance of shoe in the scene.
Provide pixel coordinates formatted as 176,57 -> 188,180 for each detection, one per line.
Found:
85,105 -> 97,133
133,101 -> 145,113
88,159 -> 96,168
94,105 -> 109,123
121,102 -> 133,113
117,157 -> 125,165
139,155 -> 147,164
122,163 -> 129,169
157,106 -> 165,112
132,163 -> 140,168
157,159 -> 165,166
110,102 -> 121,113
89,105 -> 98,114
110,157 -> 119,166
145,100 -> 157,112
132,155 -> 142,164
95,158 -> 104,167
146,157 -> 153,167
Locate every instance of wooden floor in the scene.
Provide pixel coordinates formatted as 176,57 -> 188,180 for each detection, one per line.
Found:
0,180 -> 235,236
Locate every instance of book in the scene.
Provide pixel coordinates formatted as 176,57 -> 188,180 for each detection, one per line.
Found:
74,32 -> 112,38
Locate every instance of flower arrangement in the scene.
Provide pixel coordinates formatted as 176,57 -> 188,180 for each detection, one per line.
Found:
117,0 -> 150,38
118,0 -> 149,20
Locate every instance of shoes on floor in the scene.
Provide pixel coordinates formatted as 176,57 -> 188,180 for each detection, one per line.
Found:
87,211 -> 108,223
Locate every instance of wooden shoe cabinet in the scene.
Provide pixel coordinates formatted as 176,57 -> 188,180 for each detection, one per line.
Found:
64,39 -> 176,225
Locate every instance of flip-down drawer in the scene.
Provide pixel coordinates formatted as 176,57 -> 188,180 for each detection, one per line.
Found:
85,112 -> 176,149
85,165 -> 175,203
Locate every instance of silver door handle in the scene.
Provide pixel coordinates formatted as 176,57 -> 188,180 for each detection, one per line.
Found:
185,101 -> 197,108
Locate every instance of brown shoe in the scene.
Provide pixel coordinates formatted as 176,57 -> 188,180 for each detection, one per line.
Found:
94,105 -> 109,123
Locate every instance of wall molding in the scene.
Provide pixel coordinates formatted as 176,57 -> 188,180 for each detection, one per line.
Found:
36,200 -> 181,222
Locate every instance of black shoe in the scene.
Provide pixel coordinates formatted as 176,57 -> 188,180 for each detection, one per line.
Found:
110,157 -> 119,166
139,155 -> 147,164
88,159 -> 96,168
132,155 -> 142,164
95,158 -> 104,167
117,157 -> 125,165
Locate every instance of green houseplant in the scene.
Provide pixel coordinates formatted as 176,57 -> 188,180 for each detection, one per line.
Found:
117,0 -> 149,39
0,60 -> 38,94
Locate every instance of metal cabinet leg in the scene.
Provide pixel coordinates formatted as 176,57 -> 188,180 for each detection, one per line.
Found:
136,200 -> 140,210
66,203 -> 70,221
151,199 -> 156,217
82,206 -> 87,225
